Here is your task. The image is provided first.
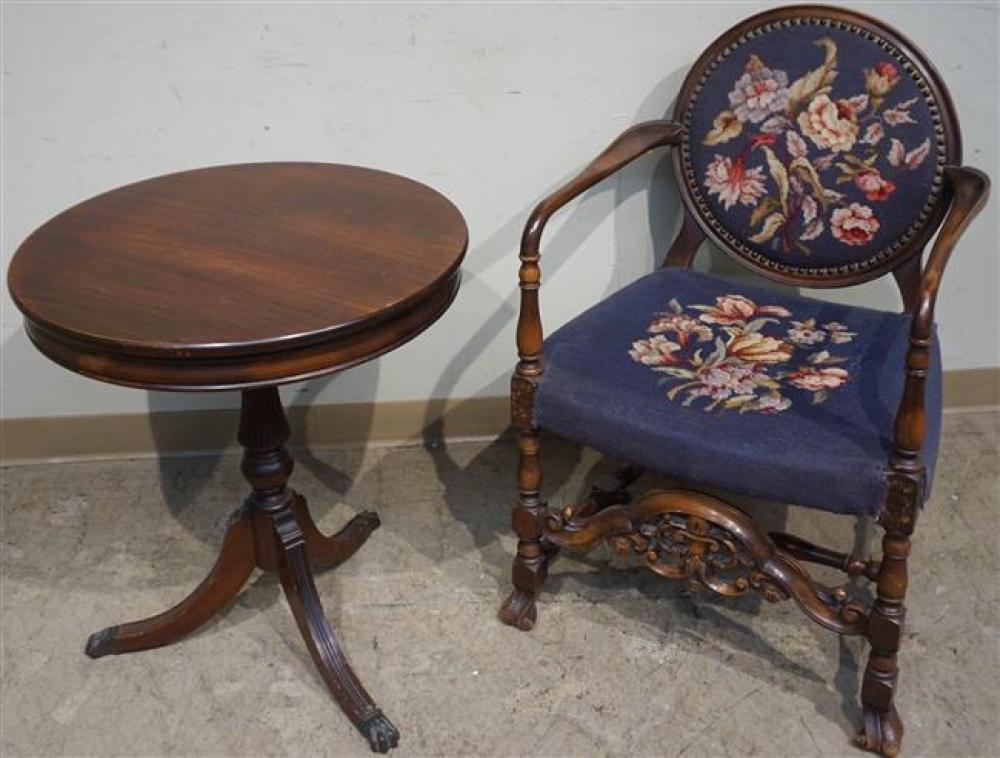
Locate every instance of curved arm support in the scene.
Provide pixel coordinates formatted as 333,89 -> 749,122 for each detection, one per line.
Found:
891,167 -> 990,485
521,120 -> 685,256
515,120 -> 684,376
912,167 -> 991,341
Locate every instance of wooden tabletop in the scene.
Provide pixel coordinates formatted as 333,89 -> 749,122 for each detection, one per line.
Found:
8,163 -> 468,390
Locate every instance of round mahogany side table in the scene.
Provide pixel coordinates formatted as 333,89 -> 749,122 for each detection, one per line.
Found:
7,163 -> 468,753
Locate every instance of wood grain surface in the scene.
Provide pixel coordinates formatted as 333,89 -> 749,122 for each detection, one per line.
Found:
8,163 -> 468,389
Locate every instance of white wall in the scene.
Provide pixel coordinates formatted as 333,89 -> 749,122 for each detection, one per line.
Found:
2,1 -> 997,419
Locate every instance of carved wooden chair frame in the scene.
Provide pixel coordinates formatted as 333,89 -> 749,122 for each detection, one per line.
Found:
498,6 -> 990,756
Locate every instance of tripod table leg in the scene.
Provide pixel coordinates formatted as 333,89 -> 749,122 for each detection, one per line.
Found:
85,509 -> 256,659
269,504 -> 399,753
291,494 -> 381,571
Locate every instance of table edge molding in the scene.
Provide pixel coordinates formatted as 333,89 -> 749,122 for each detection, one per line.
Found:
21,271 -> 462,391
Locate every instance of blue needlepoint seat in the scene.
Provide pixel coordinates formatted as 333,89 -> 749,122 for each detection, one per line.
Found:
534,268 -> 941,515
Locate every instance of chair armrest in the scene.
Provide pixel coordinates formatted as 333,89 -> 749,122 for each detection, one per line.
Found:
893,166 -> 991,463
912,166 -> 991,340
521,120 -> 684,255
515,120 -> 683,379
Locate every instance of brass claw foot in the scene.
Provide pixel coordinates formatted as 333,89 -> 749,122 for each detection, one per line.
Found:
360,710 -> 400,753
498,588 -> 537,631
84,511 -> 256,658
857,704 -> 904,757
354,510 -> 381,530
84,626 -> 118,659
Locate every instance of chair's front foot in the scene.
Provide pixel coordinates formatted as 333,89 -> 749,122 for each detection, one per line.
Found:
360,710 -> 400,753
498,588 -> 538,631
499,527 -> 556,631
857,704 -> 904,757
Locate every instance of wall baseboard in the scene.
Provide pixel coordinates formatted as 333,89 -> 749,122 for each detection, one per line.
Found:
2,368 -> 997,465
0,396 -> 510,466
941,367 -> 1000,410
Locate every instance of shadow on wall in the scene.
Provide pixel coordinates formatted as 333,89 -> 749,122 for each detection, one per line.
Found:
139,62 -> 701,547
422,65 -> 688,448
418,62 -> 793,556
127,62 -> 695,576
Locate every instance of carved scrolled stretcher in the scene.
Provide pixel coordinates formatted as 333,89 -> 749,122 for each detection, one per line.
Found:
545,487 -> 869,635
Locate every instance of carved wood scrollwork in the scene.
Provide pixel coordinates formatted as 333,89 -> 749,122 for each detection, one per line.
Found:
510,375 -> 536,431
880,469 -> 922,535
609,513 -> 790,603
543,489 -> 869,635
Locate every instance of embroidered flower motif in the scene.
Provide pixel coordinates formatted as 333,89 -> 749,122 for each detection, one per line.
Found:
812,154 -> 835,172
693,294 -> 791,325
728,56 -> 790,123
647,311 -> 712,347
629,335 -> 681,366
846,94 -> 869,113
883,107 -> 915,126
883,97 -> 918,126
629,294 -> 855,414
689,364 -> 770,402
831,203 -> 880,246
786,130 -> 809,159
800,218 -> 824,241
699,37 -> 932,256
797,94 -> 859,153
703,155 -> 767,210
756,393 -> 792,414
823,322 -> 857,344
702,110 -> 743,146
760,115 -> 790,134
853,168 -> 896,202
887,138 -> 930,170
787,319 -> 826,345
801,195 -> 818,224
864,62 -> 900,100
786,366 -> 850,391
860,122 -> 885,146
724,328 -> 794,364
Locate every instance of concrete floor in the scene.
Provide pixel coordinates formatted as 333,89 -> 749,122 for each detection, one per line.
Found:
1,410 -> 997,757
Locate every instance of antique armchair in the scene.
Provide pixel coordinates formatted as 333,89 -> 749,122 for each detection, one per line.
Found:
498,5 -> 989,756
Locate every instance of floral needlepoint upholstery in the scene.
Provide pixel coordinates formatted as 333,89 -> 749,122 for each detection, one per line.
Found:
628,291 -> 857,415
678,18 -> 947,277
534,269 -> 942,515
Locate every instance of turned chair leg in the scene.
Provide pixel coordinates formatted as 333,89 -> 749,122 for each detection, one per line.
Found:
499,426 -> 555,631
858,528 -> 910,757
85,508 -> 256,658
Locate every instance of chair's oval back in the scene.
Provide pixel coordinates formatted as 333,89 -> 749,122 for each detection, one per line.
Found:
672,5 -> 960,285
